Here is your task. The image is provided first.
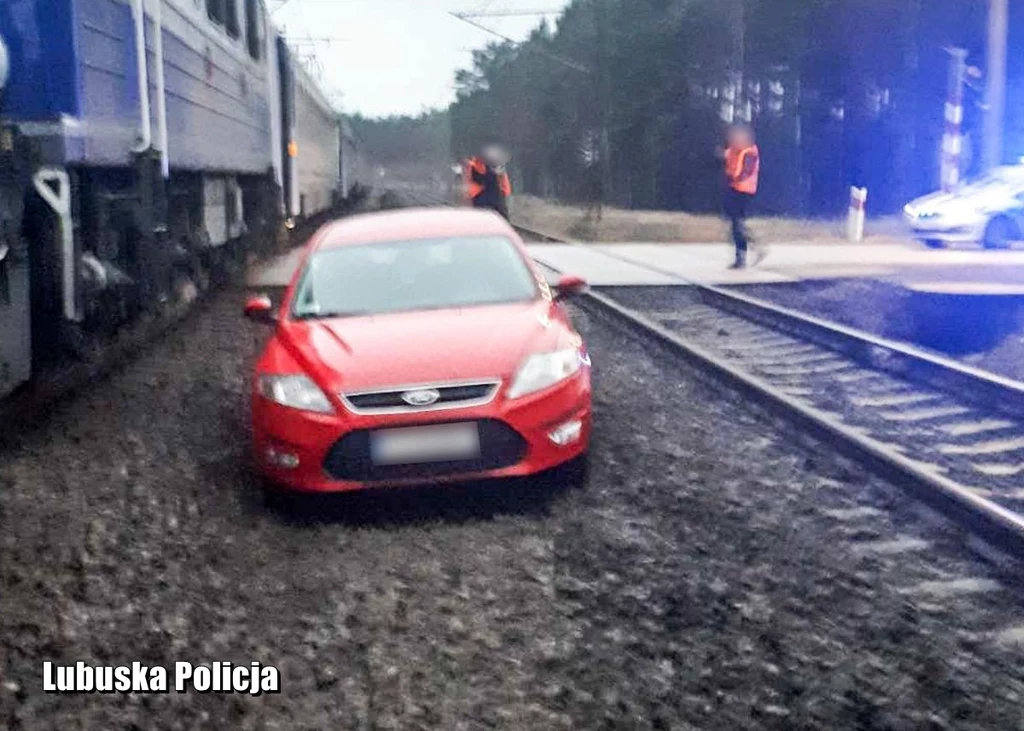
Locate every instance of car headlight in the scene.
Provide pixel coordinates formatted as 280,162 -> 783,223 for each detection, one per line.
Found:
507,348 -> 583,400
258,374 -> 334,413
904,204 -> 936,220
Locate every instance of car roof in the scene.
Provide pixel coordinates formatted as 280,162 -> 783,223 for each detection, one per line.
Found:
973,165 -> 1024,183
311,207 -> 518,251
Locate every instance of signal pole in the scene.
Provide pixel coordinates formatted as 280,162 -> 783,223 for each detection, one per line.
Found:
983,0 -> 1008,171
941,48 -> 967,192
595,0 -> 612,214
731,0 -> 746,123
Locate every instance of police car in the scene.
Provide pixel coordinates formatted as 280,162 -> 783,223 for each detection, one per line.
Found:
903,165 -> 1024,249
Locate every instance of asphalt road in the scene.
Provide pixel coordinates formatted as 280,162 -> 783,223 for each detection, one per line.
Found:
1,289 -> 1023,730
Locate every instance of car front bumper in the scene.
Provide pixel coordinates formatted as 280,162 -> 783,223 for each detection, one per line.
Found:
905,215 -> 986,244
252,372 -> 592,492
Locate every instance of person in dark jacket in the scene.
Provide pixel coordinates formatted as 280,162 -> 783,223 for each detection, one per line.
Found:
465,144 -> 512,219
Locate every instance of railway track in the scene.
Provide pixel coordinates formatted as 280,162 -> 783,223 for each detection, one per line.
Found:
518,223 -> 1024,656
400,186 -> 1024,561
529,240 -> 1024,564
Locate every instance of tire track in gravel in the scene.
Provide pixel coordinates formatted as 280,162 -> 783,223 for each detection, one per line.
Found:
1,288 -> 1023,730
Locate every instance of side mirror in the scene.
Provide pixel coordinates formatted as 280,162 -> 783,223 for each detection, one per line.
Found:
244,294 -> 276,325
554,274 -> 588,301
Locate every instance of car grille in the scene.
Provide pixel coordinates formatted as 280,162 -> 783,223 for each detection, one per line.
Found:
341,380 -> 501,414
323,419 -> 527,482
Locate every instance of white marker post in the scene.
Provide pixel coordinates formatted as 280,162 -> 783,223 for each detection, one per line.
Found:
847,186 -> 867,242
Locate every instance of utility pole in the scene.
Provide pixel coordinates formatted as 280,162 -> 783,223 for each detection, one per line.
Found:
594,0 -> 613,215
983,0 -> 1008,171
941,48 -> 967,192
731,0 -> 746,124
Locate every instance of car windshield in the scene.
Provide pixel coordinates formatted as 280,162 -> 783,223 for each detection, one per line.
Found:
290,235 -> 539,319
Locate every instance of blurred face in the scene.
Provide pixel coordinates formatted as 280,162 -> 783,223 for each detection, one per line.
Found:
482,145 -> 508,166
728,127 -> 752,148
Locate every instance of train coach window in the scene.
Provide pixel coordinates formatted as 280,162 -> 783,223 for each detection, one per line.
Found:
204,0 -> 223,27
206,0 -> 223,26
224,0 -> 240,39
206,0 -> 240,40
245,0 -> 265,61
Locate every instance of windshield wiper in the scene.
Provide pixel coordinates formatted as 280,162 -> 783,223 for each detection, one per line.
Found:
294,310 -> 371,320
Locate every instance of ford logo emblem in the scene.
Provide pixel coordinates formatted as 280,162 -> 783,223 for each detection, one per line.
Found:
402,389 -> 441,407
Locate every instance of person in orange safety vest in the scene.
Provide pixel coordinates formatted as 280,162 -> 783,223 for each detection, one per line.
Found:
722,125 -> 762,269
464,144 -> 512,220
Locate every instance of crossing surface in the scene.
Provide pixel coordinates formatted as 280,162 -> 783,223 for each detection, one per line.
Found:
246,223 -> 1024,291
527,242 -> 1024,288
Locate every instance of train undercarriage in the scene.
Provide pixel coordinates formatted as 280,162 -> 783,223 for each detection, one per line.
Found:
0,126 -> 283,401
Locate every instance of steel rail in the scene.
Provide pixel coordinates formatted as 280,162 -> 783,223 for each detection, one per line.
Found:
548,241 -> 1024,421
505,219 -> 1024,560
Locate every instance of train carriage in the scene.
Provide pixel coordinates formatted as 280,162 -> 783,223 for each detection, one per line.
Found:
277,37 -> 341,225
0,0 -> 341,399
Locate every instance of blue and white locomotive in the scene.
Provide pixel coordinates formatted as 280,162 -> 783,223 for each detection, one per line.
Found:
0,0 -> 343,399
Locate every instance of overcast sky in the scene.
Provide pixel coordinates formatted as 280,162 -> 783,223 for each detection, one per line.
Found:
271,0 -> 571,118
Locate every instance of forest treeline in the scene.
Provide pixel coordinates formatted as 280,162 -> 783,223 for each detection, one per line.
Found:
355,0 -> 1024,216
346,111 -> 453,185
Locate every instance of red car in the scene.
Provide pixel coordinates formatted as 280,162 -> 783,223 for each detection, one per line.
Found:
244,207 -> 592,495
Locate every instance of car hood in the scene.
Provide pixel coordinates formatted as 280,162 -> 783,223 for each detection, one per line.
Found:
279,300 -> 567,392
905,184 -> 1019,218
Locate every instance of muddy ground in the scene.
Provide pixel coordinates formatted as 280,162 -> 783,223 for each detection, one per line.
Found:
1,290 -> 1023,729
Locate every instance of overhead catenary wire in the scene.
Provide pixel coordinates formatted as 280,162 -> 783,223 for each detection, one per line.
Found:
273,0 -> 345,112
448,11 -> 589,74
269,0 -> 296,16
457,10 -> 562,17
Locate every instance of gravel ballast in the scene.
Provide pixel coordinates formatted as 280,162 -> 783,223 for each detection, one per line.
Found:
592,285 -> 1024,512
1,289 -> 1023,729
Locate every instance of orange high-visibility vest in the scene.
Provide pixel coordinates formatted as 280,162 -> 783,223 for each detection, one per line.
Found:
725,144 -> 760,195
464,157 -> 485,200
464,157 -> 511,201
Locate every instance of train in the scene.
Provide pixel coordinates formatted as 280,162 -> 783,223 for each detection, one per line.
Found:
0,0 -> 353,400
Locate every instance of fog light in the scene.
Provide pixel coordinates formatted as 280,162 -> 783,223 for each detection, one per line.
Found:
548,419 -> 583,446
266,446 -> 299,469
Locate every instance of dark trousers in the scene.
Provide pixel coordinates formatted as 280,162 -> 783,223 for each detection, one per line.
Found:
724,189 -> 754,263
472,194 -> 509,220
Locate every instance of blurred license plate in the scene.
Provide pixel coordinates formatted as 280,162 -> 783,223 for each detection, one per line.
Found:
370,423 -> 480,465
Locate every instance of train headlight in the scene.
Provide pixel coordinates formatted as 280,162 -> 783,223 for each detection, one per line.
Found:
0,35 -> 9,91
